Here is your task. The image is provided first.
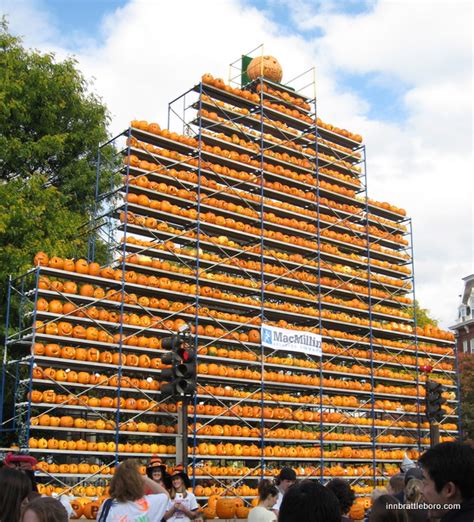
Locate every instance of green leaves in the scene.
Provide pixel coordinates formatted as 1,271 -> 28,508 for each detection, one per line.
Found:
0,19 -> 114,339
0,18 -> 111,213
459,354 -> 474,440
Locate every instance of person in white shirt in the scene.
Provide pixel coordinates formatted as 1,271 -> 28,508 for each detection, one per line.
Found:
248,479 -> 279,522
96,459 -> 169,522
273,467 -> 297,514
163,465 -> 200,522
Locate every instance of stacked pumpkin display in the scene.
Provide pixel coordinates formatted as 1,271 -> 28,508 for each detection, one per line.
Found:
2,67 -> 458,520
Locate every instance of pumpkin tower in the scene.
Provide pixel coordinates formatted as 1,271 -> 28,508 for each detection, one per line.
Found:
1,52 -> 459,520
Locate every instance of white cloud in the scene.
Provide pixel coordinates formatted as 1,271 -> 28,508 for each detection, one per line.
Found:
3,0 -> 472,327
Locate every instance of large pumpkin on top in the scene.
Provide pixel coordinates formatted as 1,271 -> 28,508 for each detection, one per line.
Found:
247,55 -> 283,83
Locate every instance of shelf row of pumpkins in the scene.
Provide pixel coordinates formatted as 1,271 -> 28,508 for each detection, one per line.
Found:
132,118 -> 360,189
122,224 -> 412,287
123,239 -> 411,307
33,335 -> 455,390
29,407 -> 439,446
31,368 -> 456,420
32,336 -> 440,397
122,210 -> 409,300
35,292 -> 441,354
27,378 -> 457,429
199,76 -> 362,161
123,166 -> 406,251
195,126 -> 403,236
29,436 -> 176,454
122,206 -> 410,282
125,143 -> 356,213
34,309 -> 453,376
198,119 -> 361,175
200,73 -> 363,144
29,437 -> 420,460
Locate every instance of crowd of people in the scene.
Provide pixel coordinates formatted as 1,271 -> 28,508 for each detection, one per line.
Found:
0,441 -> 472,521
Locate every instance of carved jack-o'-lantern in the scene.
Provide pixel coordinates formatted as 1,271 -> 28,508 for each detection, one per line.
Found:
247,55 -> 283,83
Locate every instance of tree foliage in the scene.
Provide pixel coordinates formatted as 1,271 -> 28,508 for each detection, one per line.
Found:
458,353 -> 474,440
412,300 -> 439,328
0,18 -> 111,213
0,20 -> 113,339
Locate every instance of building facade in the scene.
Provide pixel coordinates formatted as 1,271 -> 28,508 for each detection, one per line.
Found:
451,274 -> 474,354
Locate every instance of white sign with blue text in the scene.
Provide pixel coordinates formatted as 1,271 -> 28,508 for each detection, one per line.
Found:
261,324 -> 322,356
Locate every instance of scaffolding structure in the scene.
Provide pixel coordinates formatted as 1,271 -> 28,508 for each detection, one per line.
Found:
1,52 -> 459,509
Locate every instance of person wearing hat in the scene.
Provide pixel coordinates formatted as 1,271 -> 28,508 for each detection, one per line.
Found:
163,465 -> 200,521
146,455 -> 172,492
273,467 -> 297,514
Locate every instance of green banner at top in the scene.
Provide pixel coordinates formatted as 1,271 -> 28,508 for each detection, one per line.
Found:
241,55 -> 252,87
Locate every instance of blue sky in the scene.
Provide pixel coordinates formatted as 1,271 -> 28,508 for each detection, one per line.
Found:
34,0 -> 127,40
2,0 -> 472,326
17,0 -> 407,125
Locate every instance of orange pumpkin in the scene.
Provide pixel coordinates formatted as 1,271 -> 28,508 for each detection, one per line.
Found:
83,501 -> 100,519
34,252 -> 49,266
235,505 -> 250,519
75,259 -> 89,274
215,498 -> 236,519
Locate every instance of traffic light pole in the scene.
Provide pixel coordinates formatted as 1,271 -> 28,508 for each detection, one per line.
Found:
429,421 -> 440,447
160,326 -> 195,468
177,397 -> 189,467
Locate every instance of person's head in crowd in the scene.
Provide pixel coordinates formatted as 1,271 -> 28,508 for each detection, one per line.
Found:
147,456 -> 165,480
169,465 -> 191,499
279,479 -> 341,522
371,487 -> 388,501
369,495 -> 408,522
21,497 -> 68,522
20,492 -> 42,512
257,479 -> 279,508
109,459 -> 144,502
388,474 -> 405,496
326,478 -> 356,517
419,441 -> 474,518
404,467 -> 424,487
146,455 -> 171,490
404,479 -> 424,504
275,467 -> 297,494
0,467 -> 33,522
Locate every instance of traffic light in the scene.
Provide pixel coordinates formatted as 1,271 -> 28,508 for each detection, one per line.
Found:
160,328 -> 196,397
425,380 -> 446,422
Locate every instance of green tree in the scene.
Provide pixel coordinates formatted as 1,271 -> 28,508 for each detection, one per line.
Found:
0,18 -> 112,214
0,20 -> 114,339
412,300 -> 439,328
458,353 -> 474,440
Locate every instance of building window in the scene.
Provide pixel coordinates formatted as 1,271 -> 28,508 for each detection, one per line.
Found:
471,338 -> 474,354
463,340 -> 468,353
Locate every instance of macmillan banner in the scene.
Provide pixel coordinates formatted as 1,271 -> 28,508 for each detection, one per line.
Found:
261,324 -> 322,356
